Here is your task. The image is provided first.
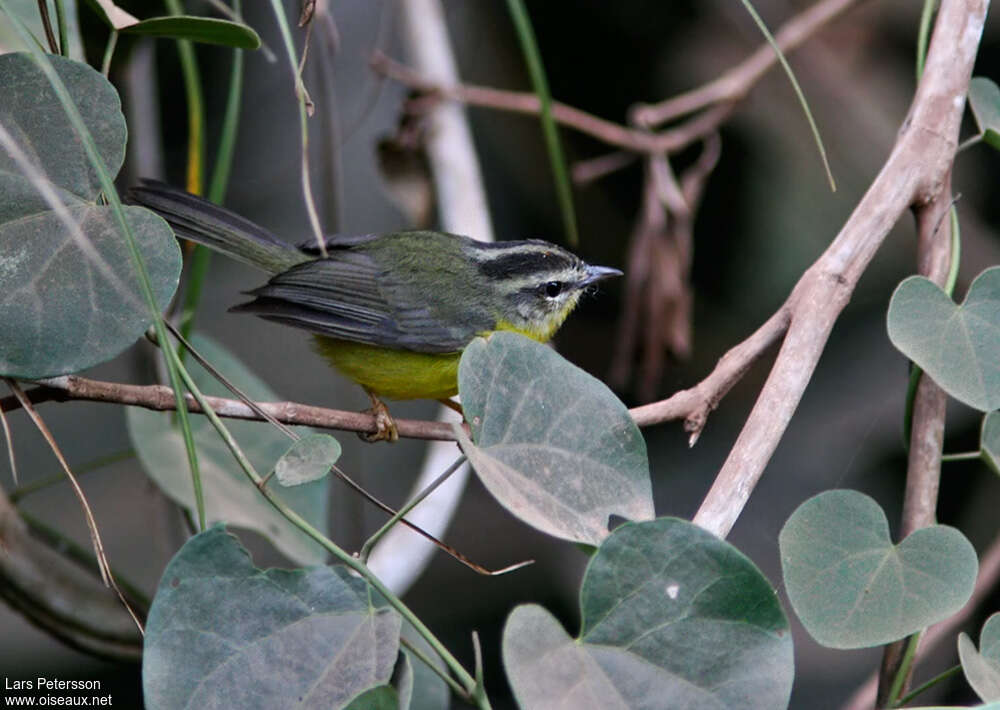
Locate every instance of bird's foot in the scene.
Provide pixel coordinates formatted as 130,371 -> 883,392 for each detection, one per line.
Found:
360,394 -> 398,443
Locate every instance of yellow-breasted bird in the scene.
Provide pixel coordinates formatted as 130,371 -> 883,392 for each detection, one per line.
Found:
129,180 -> 622,441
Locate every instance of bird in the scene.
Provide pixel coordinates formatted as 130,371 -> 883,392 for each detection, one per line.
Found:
128,180 -> 622,441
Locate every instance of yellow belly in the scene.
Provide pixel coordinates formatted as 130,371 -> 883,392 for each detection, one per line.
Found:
312,318 -> 562,401
313,336 -> 461,400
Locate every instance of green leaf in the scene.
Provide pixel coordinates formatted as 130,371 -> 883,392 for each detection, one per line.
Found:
960,614 -> 1000,702
126,335 -> 330,565
503,518 -> 793,710
343,686 -> 398,710
275,434 -> 341,486
969,77 -> 1000,151
143,526 -> 401,710
982,411 -> 1000,476
119,17 -> 261,50
780,490 -> 978,649
457,332 -> 653,546
83,0 -> 260,49
0,52 -> 180,378
887,267 -> 1000,412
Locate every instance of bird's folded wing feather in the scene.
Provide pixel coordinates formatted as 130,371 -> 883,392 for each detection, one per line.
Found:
231,254 -> 477,353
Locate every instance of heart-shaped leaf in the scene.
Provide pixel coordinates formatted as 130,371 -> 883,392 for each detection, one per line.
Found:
504,518 -> 794,710
0,52 -> 180,378
275,434 -> 341,486
143,526 -> 401,710
887,267 -> 1000,412
960,614 -> 1000,702
969,77 -> 1000,151
127,335 -> 330,565
780,490 -> 978,649
457,332 -> 653,546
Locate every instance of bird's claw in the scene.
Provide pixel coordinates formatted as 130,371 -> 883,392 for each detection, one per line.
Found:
360,395 -> 398,443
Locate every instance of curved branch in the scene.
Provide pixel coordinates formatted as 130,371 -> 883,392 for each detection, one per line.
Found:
692,0 -> 987,538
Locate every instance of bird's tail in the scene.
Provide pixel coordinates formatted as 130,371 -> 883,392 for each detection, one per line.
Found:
127,180 -> 306,273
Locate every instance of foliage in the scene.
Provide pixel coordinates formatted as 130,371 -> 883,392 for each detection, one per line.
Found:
1,2 -> 999,709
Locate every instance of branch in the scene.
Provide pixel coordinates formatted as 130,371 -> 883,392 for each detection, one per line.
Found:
4,375 -> 458,440
875,175 -> 957,707
632,0 -> 866,127
691,0 -> 987,538
372,52 -> 725,157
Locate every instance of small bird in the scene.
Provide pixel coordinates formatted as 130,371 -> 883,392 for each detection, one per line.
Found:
129,180 -> 622,441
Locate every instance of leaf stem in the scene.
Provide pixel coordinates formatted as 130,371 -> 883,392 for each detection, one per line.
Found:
358,455 -> 465,563
957,134 -> 983,153
53,0 -> 68,57
915,0 -> 936,79
886,631 -> 921,706
266,0 -> 327,256
398,636 -> 468,699
100,30 -> 118,78
941,450 -> 982,463
892,663 -> 960,707
738,0 -> 836,191
179,0 -> 246,345
504,0 -> 578,246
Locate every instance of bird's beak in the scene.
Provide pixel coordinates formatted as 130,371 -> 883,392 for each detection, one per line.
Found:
579,265 -> 624,288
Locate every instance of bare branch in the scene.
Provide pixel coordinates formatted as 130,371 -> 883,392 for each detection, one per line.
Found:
875,176 -> 957,707
691,0 -> 987,538
371,52 -> 728,157
633,0 -> 866,127
3,375 -> 459,441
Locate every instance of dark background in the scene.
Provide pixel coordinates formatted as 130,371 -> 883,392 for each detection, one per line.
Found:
3,1 -> 1000,707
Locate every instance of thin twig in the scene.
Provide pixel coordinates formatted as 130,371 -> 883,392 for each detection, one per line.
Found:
372,52 -> 729,158
35,0 -> 59,53
8,375 -> 459,440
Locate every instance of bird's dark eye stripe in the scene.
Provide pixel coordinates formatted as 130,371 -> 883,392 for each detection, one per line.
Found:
476,251 -> 577,280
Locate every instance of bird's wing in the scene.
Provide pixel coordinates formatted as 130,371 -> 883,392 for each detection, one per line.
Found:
231,253 -> 477,354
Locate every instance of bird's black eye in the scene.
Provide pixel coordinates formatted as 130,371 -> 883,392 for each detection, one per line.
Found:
544,281 -> 563,298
